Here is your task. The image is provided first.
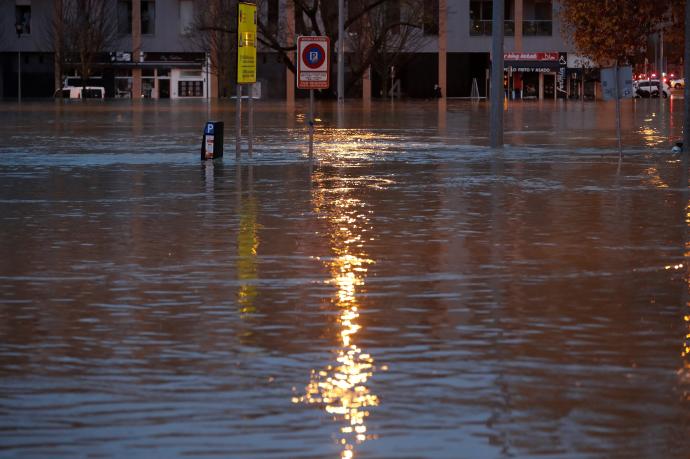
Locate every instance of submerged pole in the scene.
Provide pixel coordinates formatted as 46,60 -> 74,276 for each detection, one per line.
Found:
337,0 -> 344,103
489,0 -> 505,148
614,63 -> 622,158
309,89 -> 314,158
683,3 -> 690,156
236,84 -> 242,160
248,83 -> 253,159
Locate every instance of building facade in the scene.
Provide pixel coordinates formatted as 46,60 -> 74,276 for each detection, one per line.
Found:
393,0 -> 587,99
0,0 -> 284,99
0,0 -> 587,100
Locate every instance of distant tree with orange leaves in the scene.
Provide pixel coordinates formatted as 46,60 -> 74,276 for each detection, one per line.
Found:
559,0 -> 676,66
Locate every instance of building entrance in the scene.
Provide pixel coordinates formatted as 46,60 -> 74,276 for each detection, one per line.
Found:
522,73 -> 539,99
159,79 -> 170,98
543,74 -> 556,99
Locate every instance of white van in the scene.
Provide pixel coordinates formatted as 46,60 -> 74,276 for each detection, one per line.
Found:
54,86 -> 105,99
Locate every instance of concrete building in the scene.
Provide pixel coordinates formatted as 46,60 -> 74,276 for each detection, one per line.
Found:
0,0 -> 587,101
0,0 -> 283,99
394,0 -> 586,100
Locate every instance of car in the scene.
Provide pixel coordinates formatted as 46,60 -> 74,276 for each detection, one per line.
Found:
634,79 -> 670,98
669,78 -> 685,89
53,86 -> 105,99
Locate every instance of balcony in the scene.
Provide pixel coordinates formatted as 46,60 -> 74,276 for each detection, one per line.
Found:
470,20 -> 515,36
522,20 -> 552,36
470,19 -> 552,36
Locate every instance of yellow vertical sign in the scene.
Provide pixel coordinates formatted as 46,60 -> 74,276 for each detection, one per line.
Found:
237,2 -> 257,84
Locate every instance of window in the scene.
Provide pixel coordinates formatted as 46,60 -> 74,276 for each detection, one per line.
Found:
178,80 -> 203,97
385,0 -> 400,34
15,3 -> 31,35
141,0 -> 155,34
179,0 -> 194,35
267,0 -> 279,34
423,0 -> 438,35
533,0 -> 552,20
523,0 -> 552,36
469,0 -> 513,36
118,0 -> 132,34
117,0 -> 155,35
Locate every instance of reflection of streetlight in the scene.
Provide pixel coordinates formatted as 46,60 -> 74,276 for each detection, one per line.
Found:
15,22 -> 23,103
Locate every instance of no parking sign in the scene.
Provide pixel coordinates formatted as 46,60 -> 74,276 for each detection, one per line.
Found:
297,36 -> 330,90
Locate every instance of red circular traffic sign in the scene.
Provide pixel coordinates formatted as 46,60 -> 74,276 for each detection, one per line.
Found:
302,43 -> 326,69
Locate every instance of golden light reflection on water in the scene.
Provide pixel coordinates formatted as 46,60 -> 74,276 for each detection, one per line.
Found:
237,195 -> 259,314
682,202 -> 690,400
638,113 -> 664,148
315,129 -> 399,164
293,172 -> 384,458
643,166 -> 669,189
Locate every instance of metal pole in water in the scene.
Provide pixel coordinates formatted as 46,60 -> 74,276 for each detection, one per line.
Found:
18,49 -> 21,104
337,0 -> 344,103
309,89 -> 314,158
489,0 -> 505,148
236,84 -> 242,160
248,83 -> 254,159
650,30 -> 660,106
683,0 -> 690,157
614,63 -> 622,158
206,52 -> 211,119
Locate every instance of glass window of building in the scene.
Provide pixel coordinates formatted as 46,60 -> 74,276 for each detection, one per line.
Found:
524,0 -> 552,36
178,80 -> 203,97
179,0 -> 194,35
470,0 -> 513,36
385,0 -> 400,34
116,1 -> 155,35
534,0 -> 552,20
15,1 -> 32,35
266,0 -> 279,34
141,0 -> 155,35
117,0 -> 132,34
423,0 -> 439,35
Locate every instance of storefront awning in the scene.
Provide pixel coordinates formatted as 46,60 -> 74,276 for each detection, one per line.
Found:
504,61 -> 560,73
503,52 -> 567,73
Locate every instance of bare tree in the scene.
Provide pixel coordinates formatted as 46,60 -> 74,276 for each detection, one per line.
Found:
52,0 -> 64,93
188,0 -> 429,98
254,0 -> 429,97
347,0 -> 430,97
191,0 -> 238,98
53,0 -> 116,93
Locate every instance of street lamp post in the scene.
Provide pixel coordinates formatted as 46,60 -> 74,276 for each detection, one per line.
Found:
337,0 -> 344,102
489,0 -> 505,148
15,22 -> 23,103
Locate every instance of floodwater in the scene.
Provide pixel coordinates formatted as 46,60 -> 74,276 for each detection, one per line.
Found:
1,98 -> 689,458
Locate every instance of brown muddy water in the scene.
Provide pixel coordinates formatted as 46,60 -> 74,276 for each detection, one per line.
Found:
1,98 -> 689,458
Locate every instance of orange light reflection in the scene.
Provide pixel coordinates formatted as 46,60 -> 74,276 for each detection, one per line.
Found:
293,172 -> 386,458
682,203 -> 690,400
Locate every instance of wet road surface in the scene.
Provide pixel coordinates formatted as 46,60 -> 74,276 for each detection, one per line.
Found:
1,99 -> 689,458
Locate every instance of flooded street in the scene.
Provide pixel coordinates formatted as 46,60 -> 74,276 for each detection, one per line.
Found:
1,99 -> 689,458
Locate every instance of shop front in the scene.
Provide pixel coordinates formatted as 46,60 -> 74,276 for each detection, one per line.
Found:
503,52 -> 568,100
109,52 -> 207,99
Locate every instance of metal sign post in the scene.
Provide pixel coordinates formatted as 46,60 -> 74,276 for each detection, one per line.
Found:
297,36 -> 330,158
601,65 -> 633,158
489,0 -> 504,148
309,90 -> 314,157
614,64 -> 622,157
236,2 -> 257,160
248,85 -> 253,158
683,0 -> 690,156
236,85 -> 242,160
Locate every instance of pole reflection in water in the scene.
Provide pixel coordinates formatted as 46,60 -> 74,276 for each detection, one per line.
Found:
237,166 -> 259,314
681,158 -> 690,398
293,168 -> 381,459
